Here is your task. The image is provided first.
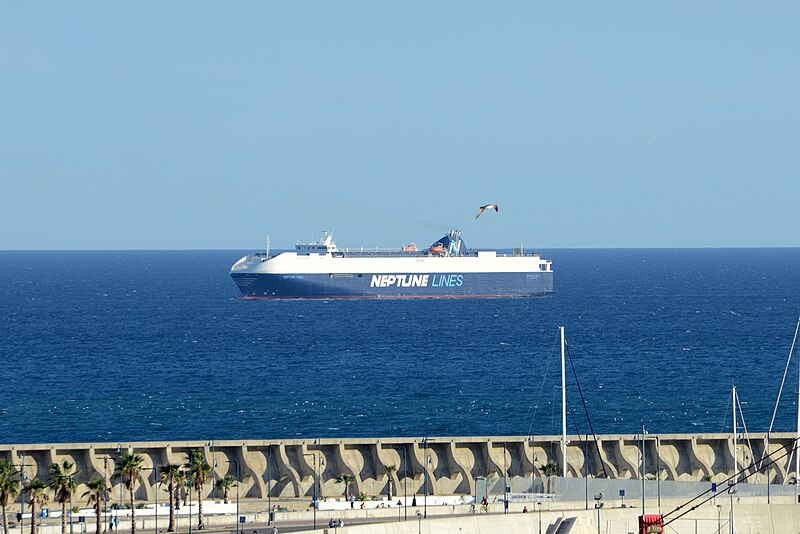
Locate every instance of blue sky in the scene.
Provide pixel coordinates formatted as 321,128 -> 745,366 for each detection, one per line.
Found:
1,2 -> 797,249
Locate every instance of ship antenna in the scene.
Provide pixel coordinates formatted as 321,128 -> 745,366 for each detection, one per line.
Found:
266,235 -> 271,258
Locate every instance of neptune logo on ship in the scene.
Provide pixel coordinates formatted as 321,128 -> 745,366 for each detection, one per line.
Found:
370,274 -> 463,288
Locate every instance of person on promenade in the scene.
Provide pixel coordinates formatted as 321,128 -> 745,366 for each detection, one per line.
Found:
523,506 -> 528,513
350,494 -> 355,508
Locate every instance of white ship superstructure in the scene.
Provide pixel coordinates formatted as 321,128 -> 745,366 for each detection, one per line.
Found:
231,230 -> 553,299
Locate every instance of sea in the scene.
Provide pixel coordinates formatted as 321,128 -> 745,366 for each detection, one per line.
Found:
1,248 -> 800,445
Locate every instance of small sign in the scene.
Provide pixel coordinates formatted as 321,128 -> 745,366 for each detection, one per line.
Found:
239,516 -> 246,524
619,489 -> 625,497
41,509 -> 49,518
711,483 -> 717,493
78,517 -> 86,523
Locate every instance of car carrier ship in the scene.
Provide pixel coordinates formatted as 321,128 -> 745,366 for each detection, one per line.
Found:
230,230 -> 553,299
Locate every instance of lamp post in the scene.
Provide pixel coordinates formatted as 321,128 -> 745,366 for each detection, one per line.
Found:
593,493 -> 603,534
225,460 -> 240,534
536,501 -> 542,534
503,443 -> 508,515
69,474 -> 74,534
416,511 -> 421,534
422,438 -> 428,519
302,450 -> 321,530
583,436 -> 589,511
402,447 -> 407,522
208,442 -> 215,501
728,482 -> 736,534
103,456 -> 109,534
185,470 -> 193,534
141,467 -> 157,534
18,453 -> 28,534
640,427 -> 646,517
116,446 -> 122,515
716,504 -> 721,534
266,446 -> 272,526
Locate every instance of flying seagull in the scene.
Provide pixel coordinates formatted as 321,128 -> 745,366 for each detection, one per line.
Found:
475,203 -> 499,219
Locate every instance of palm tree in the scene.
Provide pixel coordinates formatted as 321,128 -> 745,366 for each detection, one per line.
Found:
541,461 -> 559,494
214,476 -> 236,505
82,478 -> 107,534
48,461 -> 76,534
174,471 -> 186,509
333,474 -> 356,499
187,451 -> 212,530
383,465 -> 396,501
0,460 -> 20,534
22,479 -> 47,534
158,464 -> 181,532
114,452 -> 144,534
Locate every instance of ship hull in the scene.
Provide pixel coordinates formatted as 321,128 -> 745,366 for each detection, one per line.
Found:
231,271 -> 553,299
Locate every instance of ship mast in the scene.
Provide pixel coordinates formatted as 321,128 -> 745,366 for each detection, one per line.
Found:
797,338 -> 800,499
732,385 -> 738,482
560,326 -> 567,478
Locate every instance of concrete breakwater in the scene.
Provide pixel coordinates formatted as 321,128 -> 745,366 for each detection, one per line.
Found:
1,433 -> 797,502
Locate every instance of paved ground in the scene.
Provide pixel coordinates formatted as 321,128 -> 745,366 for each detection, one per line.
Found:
14,504 -> 505,534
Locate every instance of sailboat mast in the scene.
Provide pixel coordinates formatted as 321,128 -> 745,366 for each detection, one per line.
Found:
732,385 -> 738,482
560,326 -> 567,479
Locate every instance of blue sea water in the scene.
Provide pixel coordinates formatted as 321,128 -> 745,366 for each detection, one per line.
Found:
1,248 -> 800,444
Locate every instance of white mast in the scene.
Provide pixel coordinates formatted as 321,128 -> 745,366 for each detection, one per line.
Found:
797,342 -> 800,494
560,326 -> 567,479
732,385 -> 738,482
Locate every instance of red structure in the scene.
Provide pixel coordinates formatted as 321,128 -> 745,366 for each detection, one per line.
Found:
638,514 -> 663,534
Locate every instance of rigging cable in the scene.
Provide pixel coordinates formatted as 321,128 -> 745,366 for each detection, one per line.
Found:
735,392 -> 757,480
566,343 -> 609,478
718,393 -> 731,434
526,330 -> 560,438
767,316 -> 800,433
662,436 -> 800,527
760,315 -> 800,470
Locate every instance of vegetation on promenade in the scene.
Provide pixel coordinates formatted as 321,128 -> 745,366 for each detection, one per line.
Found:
82,478 -> 106,534
0,459 -> 20,534
383,465 -> 396,500
48,461 -> 75,534
187,451 -> 212,530
114,452 -> 144,534
159,464 -> 181,532
214,475 -> 236,505
334,473 -> 356,498
22,479 -> 47,534
0,450 -> 242,534
541,461 -> 559,494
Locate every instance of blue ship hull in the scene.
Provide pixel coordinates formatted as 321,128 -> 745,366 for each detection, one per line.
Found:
231,272 -> 554,299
